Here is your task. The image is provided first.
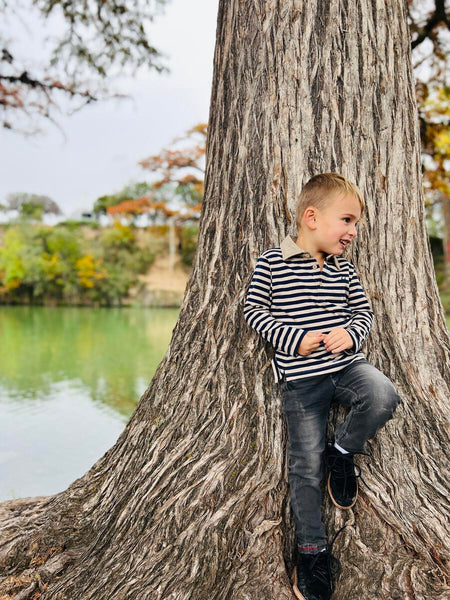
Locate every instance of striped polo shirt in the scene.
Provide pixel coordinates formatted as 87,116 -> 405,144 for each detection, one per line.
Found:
243,234 -> 374,383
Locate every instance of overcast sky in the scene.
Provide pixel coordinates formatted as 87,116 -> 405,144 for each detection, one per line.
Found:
0,0 -> 219,217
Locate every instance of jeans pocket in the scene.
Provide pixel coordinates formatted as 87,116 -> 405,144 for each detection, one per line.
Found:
282,380 -> 299,393
285,378 -> 307,392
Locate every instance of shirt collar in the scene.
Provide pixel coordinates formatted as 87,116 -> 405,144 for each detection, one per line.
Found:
280,234 -> 341,270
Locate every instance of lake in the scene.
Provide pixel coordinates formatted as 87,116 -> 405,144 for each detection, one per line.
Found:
0,306 -> 179,502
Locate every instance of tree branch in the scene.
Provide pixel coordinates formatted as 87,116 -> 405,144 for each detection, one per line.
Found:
410,0 -> 449,50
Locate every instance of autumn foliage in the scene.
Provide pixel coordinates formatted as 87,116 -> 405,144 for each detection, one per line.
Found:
139,123 -> 207,198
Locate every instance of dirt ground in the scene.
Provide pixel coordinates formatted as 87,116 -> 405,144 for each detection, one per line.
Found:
125,253 -> 191,306
138,253 -> 190,292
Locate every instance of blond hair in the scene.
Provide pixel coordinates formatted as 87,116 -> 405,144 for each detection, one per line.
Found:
295,173 -> 365,230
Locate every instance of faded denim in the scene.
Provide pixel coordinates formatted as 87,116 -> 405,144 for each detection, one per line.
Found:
280,358 -> 402,553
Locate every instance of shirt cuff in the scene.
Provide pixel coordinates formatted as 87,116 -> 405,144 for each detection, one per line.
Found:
287,328 -> 307,357
343,328 -> 360,355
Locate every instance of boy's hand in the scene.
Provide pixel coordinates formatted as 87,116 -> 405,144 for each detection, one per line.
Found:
322,328 -> 354,354
297,331 -> 327,356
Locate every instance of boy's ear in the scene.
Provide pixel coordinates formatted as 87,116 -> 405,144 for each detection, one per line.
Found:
303,207 -> 318,230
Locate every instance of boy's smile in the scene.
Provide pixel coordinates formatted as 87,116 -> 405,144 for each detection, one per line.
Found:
296,193 -> 362,263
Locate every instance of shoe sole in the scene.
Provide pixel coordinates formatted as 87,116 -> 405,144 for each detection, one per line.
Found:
291,567 -> 308,600
327,473 -> 357,509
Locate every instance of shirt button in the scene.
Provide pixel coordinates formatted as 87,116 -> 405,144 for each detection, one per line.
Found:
313,265 -> 318,270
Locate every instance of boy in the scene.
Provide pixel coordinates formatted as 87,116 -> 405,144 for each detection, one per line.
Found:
243,173 -> 402,600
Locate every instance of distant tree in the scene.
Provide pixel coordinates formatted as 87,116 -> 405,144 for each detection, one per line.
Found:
121,181 -> 156,200
93,182 -> 154,215
107,197 -> 155,224
106,196 -> 189,226
139,122 -> 206,209
0,0 -> 170,133
94,176 -> 202,227
5,192 -> 62,222
19,202 -> 44,222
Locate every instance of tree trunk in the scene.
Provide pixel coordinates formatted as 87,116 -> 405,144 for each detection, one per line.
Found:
1,1 -> 449,599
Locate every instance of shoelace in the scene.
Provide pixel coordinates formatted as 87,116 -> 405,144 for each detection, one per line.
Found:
307,524 -> 348,590
327,450 -> 372,490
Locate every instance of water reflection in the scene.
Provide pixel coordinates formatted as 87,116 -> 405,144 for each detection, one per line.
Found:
0,306 -> 179,501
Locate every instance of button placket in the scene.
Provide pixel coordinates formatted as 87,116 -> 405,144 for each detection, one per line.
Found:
311,261 -> 321,288
318,262 -> 326,285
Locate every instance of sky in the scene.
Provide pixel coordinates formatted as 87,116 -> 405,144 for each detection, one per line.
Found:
0,0 -> 219,217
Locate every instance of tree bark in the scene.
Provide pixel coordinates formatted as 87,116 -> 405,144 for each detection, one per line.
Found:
1,1 -> 449,599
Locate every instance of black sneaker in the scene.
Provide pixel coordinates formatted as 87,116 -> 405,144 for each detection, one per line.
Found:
291,525 -> 346,600
326,443 -> 371,509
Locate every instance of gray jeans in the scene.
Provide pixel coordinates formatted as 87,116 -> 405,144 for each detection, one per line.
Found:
280,358 -> 402,553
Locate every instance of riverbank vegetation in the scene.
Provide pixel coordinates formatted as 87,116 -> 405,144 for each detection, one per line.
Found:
0,222 -> 198,306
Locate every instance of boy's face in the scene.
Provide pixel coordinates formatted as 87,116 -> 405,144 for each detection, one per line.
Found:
312,193 -> 362,256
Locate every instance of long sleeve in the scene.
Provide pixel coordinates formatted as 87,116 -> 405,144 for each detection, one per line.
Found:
343,263 -> 374,355
243,255 -> 307,356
